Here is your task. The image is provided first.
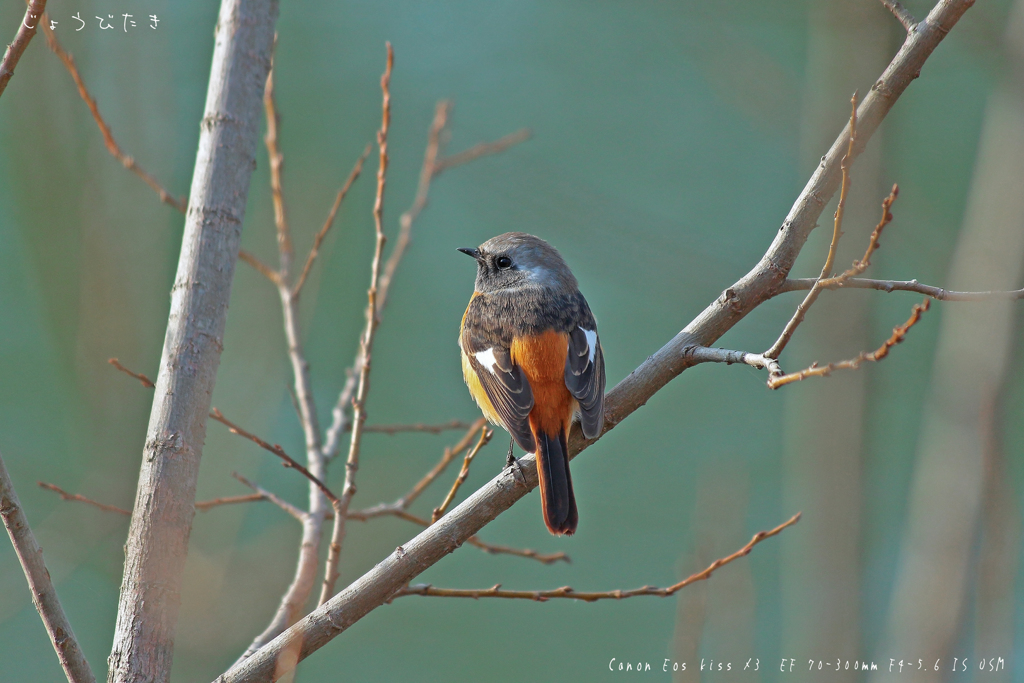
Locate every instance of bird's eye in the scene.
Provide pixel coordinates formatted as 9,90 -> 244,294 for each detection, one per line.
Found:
495,256 -> 513,269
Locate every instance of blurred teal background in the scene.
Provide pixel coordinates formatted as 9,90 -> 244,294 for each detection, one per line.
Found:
0,0 -> 1021,681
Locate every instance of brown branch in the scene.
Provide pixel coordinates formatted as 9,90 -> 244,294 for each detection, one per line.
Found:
0,0 -> 46,99
765,93 -> 859,360
347,507 -> 569,564
781,277 -> 1024,301
767,299 -> 930,388
37,481 -> 130,515
293,143 -> 372,295
319,43 -> 394,607
108,358 -> 155,388
397,513 -> 801,601
353,418 -> 486,520
2,452 -> 96,683
209,408 -> 338,504
238,249 -> 282,286
433,425 -> 492,522
216,3 -> 977,679
194,493 -> 266,512
264,54 -> 293,274
230,472 -> 305,521
818,183 -> 898,287
879,0 -> 918,32
363,419 -> 477,435
432,128 -> 532,175
39,22 -> 187,212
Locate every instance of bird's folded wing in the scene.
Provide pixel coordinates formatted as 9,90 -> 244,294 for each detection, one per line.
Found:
564,326 -> 605,439
467,344 -> 536,453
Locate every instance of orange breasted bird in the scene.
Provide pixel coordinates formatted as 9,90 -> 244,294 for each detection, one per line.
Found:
458,232 -> 605,535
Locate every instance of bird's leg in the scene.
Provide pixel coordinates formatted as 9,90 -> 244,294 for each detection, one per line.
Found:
504,435 -> 526,486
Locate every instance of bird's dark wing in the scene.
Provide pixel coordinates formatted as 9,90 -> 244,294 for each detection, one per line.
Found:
462,332 -> 536,453
564,326 -> 605,439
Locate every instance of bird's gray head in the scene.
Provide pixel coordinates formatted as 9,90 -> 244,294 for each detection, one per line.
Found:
458,232 -> 578,295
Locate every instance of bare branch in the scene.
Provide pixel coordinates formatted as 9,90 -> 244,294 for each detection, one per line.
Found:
322,370 -> 358,462
432,128 -> 532,175
346,507 -> 569,564
396,513 -> 800,602
765,92 -> 858,360
230,472 -> 305,521
39,22 -> 187,212
767,298 -> 930,388
363,419 -> 477,435
781,277 -> 1024,301
37,481 -> 131,515
238,249 -> 282,286
215,4 -> 976,677
879,0 -> 918,32
194,493 -> 266,512
108,358 -> 156,389
684,347 -> 783,377
0,0 -> 47,100
293,143 -> 372,295
433,425 -> 492,522
319,42 -> 394,607
209,408 -> 338,503
2,452 -> 96,683
264,55 -> 293,274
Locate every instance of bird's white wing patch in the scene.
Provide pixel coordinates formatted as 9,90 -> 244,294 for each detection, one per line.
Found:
580,327 -> 598,364
475,348 -> 499,374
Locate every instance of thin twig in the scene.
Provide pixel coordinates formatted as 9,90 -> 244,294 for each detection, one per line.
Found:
37,481 -> 130,515
765,93 -> 858,360
432,128 -> 532,175
818,183 -> 898,287
1,452 -> 96,683
352,418 -> 487,520
684,347 -> 783,377
194,493 -> 266,512
238,249 -> 281,286
39,22 -> 187,211
780,277 -> 1024,301
347,507 -> 569,564
319,43 -> 394,607
879,0 -> 918,32
433,426 -> 493,522
396,513 -> 801,601
323,370 -> 358,462
0,0 -> 47,99
230,472 -> 305,521
264,52 -> 292,275
364,419 -> 477,435
293,143 -> 372,295
209,408 -> 338,504
108,358 -> 155,388
767,299 -> 930,388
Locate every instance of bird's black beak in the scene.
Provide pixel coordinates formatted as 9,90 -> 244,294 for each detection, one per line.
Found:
457,247 -> 482,261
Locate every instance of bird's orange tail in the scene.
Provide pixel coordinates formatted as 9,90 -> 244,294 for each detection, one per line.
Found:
535,427 -> 577,535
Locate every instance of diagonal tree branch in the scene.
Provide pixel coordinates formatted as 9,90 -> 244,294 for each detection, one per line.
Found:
0,0 -> 46,100
213,2 -> 976,679
1,451 -> 95,683
107,2 -> 279,682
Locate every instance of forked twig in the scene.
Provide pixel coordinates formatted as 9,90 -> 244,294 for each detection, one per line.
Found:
767,299 -> 930,388
433,425 -> 493,522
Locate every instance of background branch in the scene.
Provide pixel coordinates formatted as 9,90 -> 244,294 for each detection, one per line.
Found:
0,0 -> 46,99
1,452 -> 95,683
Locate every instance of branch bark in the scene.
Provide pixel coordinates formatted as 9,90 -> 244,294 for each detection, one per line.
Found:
0,0 -> 46,99
1,451 -> 95,683
214,2 -> 975,680
107,2 -> 278,682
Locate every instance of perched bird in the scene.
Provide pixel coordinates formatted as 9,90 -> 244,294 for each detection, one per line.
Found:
458,232 -> 605,535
